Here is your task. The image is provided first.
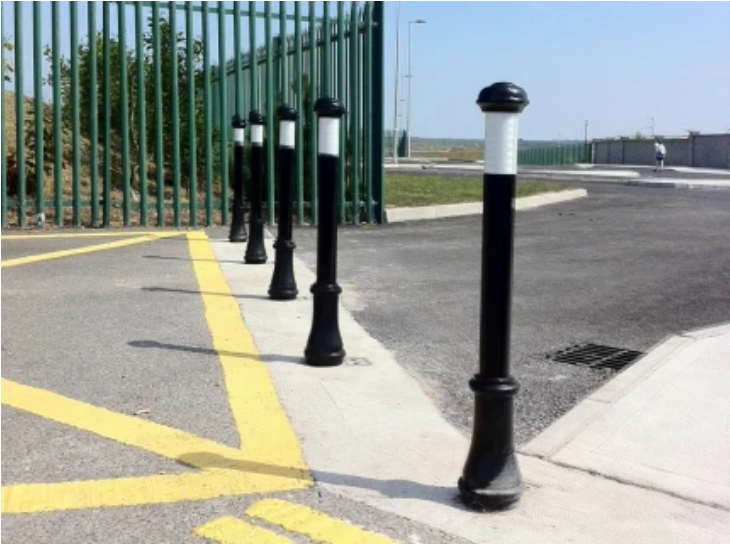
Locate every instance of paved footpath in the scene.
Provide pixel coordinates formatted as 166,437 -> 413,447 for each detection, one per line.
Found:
2,229 -> 729,543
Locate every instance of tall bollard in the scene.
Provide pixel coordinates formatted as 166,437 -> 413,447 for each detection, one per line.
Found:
244,111 -> 267,264
269,105 -> 299,300
304,97 -> 346,367
458,82 -> 529,511
229,115 -> 248,242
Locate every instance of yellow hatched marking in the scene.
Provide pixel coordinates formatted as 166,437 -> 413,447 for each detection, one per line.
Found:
186,232 -> 310,475
195,516 -> 295,544
1,232 -> 183,269
247,500 -> 400,544
1,232 -> 311,513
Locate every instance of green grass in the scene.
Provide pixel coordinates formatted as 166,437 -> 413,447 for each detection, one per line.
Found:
386,175 -> 567,208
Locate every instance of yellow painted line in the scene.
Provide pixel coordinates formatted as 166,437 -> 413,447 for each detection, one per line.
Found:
1,232 -> 183,269
247,500 -> 400,544
2,471 -> 307,515
195,516 -> 295,544
2,231 -> 185,240
187,232 -> 311,479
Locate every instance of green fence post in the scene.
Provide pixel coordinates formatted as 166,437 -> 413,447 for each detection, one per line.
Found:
218,2 -> 229,226
202,3 -> 213,225
322,3 -> 331,96
294,3 -> 304,225
279,3 -> 288,104
14,4 -> 26,227
363,3 -> 373,223
336,2 -> 346,223
135,2 -> 148,227
186,2 -> 197,227
88,2 -> 99,227
308,2 -> 318,225
248,1 -> 259,111
151,3 -> 164,225
371,1 -> 385,223
33,2 -> 44,224
349,2 -> 360,225
103,2 -> 111,227
71,2 -> 83,226
234,3 -> 243,117
50,3 -> 62,226
1,3 -> 6,227
170,2 -> 181,227
265,3 -> 275,225
119,2 -> 131,226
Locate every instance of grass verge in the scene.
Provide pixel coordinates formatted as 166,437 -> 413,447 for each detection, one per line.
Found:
386,175 -> 567,208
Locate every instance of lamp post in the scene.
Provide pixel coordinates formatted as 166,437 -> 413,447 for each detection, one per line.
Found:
229,115 -> 248,242
458,82 -> 529,511
304,97 -> 346,367
406,19 -> 426,159
244,111 -> 267,264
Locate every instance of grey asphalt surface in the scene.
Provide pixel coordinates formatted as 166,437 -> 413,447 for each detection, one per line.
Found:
291,183 -> 730,444
1,234 -> 469,544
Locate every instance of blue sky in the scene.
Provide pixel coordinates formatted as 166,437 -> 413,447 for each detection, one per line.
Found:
4,2 -> 730,141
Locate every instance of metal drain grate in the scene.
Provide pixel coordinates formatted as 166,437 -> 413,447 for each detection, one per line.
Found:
547,343 -> 643,371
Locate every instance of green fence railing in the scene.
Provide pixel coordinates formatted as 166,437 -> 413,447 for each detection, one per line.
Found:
1,1 -> 385,229
518,143 -> 591,166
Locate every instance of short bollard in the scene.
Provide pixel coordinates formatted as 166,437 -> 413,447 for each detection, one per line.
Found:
458,82 -> 529,511
304,97 -> 346,367
244,111 -> 267,264
268,105 -> 299,300
229,115 -> 248,243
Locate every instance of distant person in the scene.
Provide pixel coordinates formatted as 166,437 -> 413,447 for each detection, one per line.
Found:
654,139 -> 667,172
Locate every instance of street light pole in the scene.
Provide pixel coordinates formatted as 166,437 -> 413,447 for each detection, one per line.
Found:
406,19 -> 426,159
392,1 -> 401,164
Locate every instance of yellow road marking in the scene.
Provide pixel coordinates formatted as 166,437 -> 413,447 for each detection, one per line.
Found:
187,232 -> 311,475
2,231 -> 184,240
1,232 -> 311,513
2,470 -> 305,515
196,516 -> 295,544
247,500 -> 400,544
1,232 -> 183,269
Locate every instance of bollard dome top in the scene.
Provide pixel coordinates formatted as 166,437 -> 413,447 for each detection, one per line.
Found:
277,104 -> 298,121
248,110 -> 264,125
314,97 -> 347,117
231,114 -> 247,129
477,82 -> 529,113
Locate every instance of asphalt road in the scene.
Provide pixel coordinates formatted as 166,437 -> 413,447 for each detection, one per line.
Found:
292,184 -> 730,444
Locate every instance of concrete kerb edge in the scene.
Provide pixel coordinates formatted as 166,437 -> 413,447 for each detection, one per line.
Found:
385,189 -> 588,224
520,321 -> 730,459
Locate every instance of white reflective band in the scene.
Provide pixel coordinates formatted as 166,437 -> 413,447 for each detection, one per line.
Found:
318,117 -> 340,156
280,120 -> 295,148
251,124 -> 264,145
483,112 -> 520,175
233,127 -> 244,144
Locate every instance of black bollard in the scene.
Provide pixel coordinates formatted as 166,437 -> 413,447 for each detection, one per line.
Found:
304,97 -> 346,367
458,82 -> 529,511
268,105 -> 299,300
229,115 -> 248,242
244,111 -> 268,264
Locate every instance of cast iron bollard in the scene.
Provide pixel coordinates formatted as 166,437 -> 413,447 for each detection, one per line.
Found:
268,105 -> 299,300
244,111 -> 268,264
458,82 -> 529,511
304,97 -> 347,367
229,115 -> 248,242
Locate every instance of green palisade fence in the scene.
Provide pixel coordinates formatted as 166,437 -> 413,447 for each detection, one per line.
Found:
518,143 -> 592,166
1,1 -> 384,229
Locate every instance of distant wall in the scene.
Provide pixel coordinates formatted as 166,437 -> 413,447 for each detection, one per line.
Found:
592,134 -> 730,169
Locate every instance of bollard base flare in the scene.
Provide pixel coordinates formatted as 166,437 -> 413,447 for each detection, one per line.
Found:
244,219 -> 267,264
458,454 -> 524,511
459,374 -> 523,511
304,283 -> 345,367
229,224 -> 248,243
268,240 -> 298,299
